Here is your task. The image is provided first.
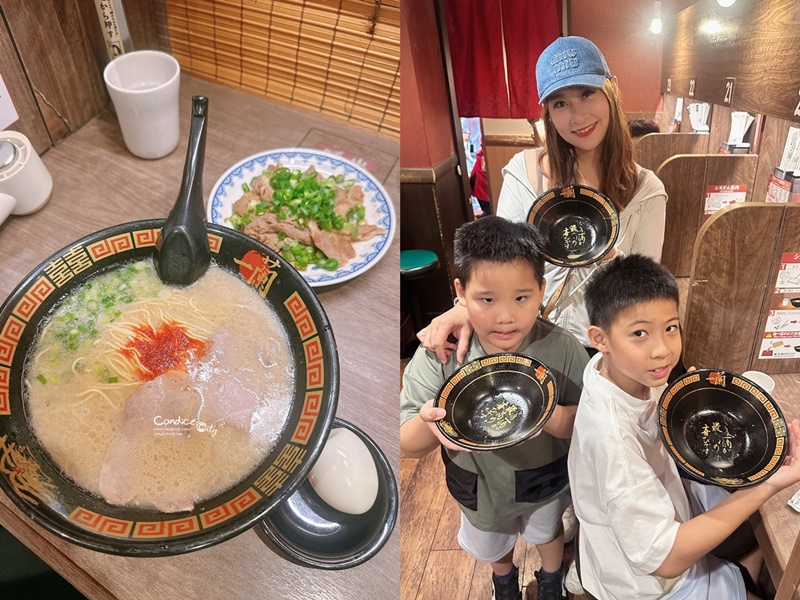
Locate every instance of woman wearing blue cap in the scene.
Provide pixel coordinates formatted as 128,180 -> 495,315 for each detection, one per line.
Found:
416,35 -> 669,600
421,36 -> 668,359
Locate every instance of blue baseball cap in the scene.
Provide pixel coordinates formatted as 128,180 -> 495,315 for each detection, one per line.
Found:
536,36 -> 612,103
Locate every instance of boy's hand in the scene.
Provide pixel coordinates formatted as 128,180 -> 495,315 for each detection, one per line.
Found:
764,419 -> 800,491
419,399 -> 473,452
418,303 -> 473,364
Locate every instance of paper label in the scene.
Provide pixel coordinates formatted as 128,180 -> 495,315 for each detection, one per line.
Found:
788,487 -> 800,513
674,97 -> 684,121
0,71 -> 20,131
94,0 -> 124,58
779,126 -> 800,172
766,174 -> 791,203
704,184 -> 746,215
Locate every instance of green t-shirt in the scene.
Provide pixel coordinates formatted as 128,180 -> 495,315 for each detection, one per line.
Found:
400,318 -> 588,531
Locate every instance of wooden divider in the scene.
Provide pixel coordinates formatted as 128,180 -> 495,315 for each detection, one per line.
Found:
482,134 -> 536,213
635,132 -> 710,172
658,153 -> 759,276
683,203 -> 800,374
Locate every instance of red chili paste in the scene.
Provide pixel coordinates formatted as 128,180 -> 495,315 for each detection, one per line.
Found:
120,321 -> 207,380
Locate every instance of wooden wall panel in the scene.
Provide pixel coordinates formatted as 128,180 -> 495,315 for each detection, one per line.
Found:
705,155 -> 760,203
662,0 -> 800,122
684,203 -> 784,373
671,132 -> 710,157
1,0 -> 108,143
121,0 -> 171,51
635,133 -> 709,173
660,155 -> 706,276
750,206 -> 800,374
708,104 -> 732,155
636,133 -> 672,172
401,154 -> 471,325
755,115 -> 795,203
0,14 -> 50,153
684,204 -> 800,374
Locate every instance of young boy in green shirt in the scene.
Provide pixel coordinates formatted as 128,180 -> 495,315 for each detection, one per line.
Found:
400,216 -> 588,600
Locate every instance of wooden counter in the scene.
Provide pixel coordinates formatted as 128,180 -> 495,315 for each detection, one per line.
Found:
0,75 -> 400,600
753,373 -> 800,600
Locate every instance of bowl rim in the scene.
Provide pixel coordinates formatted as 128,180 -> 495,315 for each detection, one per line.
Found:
433,352 -> 559,451
259,417 -> 398,569
0,219 -> 339,556
657,368 -> 788,488
526,183 -> 620,267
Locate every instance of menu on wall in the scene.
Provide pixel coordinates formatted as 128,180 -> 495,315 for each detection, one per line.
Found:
704,184 -> 746,215
759,252 -> 800,360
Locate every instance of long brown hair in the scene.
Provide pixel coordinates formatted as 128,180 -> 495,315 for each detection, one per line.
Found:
538,79 -> 637,211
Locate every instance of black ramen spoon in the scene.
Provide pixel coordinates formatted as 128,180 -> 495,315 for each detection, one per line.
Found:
155,95 -> 211,286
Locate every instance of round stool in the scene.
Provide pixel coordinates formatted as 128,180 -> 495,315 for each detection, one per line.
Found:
400,250 -> 440,351
400,249 -> 439,279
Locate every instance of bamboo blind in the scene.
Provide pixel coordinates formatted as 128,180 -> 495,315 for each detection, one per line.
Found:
163,0 -> 400,138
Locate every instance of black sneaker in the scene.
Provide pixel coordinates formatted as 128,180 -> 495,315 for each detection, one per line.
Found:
491,567 -> 521,600
534,567 -> 566,600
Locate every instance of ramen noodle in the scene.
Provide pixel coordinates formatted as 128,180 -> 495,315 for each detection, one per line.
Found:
25,260 -> 294,512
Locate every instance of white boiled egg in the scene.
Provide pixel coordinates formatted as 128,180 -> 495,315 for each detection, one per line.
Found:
308,428 -> 379,515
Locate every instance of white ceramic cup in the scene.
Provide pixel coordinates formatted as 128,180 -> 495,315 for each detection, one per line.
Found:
103,50 -> 181,159
0,130 -> 53,225
742,370 -> 776,394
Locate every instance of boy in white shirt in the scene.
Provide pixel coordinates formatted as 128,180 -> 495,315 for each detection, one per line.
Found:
568,254 -> 800,600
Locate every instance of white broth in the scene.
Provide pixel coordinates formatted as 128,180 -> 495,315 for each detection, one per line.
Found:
25,260 -> 294,512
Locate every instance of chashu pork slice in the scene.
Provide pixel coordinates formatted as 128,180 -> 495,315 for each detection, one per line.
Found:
99,370 -> 203,511
193,328 -> 265,432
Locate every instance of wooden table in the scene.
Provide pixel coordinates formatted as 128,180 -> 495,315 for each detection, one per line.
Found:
0,75 -> 399,600
752,373 -> 800,600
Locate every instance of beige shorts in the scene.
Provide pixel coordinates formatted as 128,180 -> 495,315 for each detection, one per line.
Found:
458,489 -> 571,563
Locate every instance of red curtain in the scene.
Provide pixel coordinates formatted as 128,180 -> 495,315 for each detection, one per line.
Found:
444,0 -> 561,119
502,0 -> 562,119
444,0 -> 508,117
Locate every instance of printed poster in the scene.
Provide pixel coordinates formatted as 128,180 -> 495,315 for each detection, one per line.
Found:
704,184 -> 746,215
760,252 -> 800,359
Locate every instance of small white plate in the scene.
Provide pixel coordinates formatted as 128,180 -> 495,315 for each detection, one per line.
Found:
207,148 -> 395,287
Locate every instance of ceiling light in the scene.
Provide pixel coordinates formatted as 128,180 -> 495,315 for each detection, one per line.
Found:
717,0 -> 736,7
650,1 -> 662,34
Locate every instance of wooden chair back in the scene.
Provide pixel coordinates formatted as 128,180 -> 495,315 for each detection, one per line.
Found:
683,203 -> 800,374
658,154 -> 759,277
635,132 -> 711,172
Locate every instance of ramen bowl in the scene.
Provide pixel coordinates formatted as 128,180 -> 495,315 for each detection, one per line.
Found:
0,220 -> 338,556
260,418 -> 397,569
434,354 -> 558,451
658,369 -> 787,488
526,184 -> 619,267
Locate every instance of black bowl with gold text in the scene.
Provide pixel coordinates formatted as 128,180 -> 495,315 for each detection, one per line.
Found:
0,220 -> 338,556
526,184 -> 619,267
434,353 -> 558,451
658,369 -> 787,487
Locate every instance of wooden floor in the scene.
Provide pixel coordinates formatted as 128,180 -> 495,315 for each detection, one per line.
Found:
400,359 -> 583,600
